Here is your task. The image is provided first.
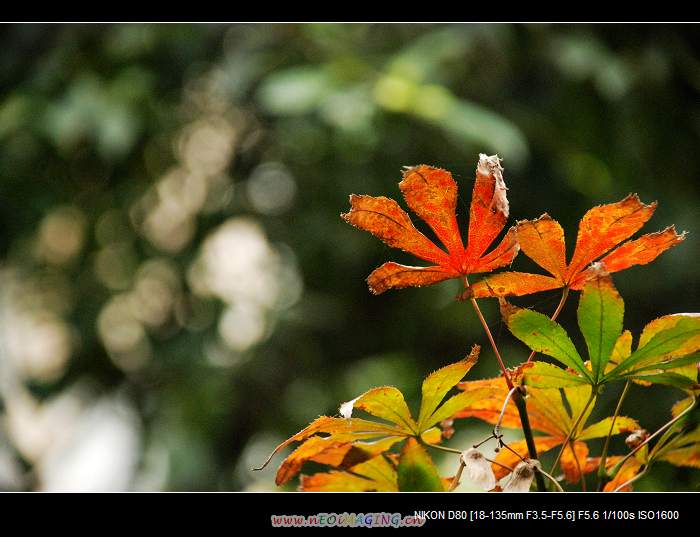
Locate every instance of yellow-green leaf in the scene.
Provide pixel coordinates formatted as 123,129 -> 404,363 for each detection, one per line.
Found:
340,386 -> 418,433
578,416 -> 640,441
420,427 -> 443,445
608,315 -> 700,379
422,387 -> 492,430
417,345 -> 480,431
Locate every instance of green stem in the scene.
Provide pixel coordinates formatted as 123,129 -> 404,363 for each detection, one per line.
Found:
549,391 -> 596,475
425,442 -> 462,455
596,380 -> 631,491
526,286 -> 570,364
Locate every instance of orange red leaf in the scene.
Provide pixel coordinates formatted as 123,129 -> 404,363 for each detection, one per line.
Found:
468,196 -> 684,298
342,155 -> 518,294
367,262 -> 456,295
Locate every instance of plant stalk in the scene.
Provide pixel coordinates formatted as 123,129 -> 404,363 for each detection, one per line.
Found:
468,296 -> 513,390
512,389 -> 547,491
596,380 -> 631,490
448,459 -> 465,492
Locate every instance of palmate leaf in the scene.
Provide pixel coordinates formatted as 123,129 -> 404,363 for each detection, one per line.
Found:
417,345 -> 483,430
264,418 -> 407,486
605,314 -> 700,384
341,154 -> 518,295
339,386 -> 418,433
262,349 -> 489,489
467,197 -> 685,299
504,275 -> 700,391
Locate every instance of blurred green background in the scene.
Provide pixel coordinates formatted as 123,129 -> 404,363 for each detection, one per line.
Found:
0,23 -> 698,491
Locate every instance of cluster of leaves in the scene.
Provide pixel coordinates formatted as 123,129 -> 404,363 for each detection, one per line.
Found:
258,347 -> 487,491
505,275 -> 700,392
261,154 -> 698,492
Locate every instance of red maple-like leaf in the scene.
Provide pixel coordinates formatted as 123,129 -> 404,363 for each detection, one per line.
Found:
341,154 -> 518,294
465,196 -> 685,298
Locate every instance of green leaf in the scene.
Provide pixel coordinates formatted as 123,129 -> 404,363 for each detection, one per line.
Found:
417,345 -> 479,431
505,305 -> 590,380
624,353 -> 700,375
577,275 -> 624,381
627,372 -> 700,390
523,361 -> 589,388
606,316 -> 700,379
396,438 -> 445,492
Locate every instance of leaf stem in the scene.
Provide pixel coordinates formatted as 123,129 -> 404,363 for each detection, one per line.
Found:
596,380 -> 631,490
549,390 -> 596,475
425,442 -> 462,455
467,295 -> 513,390
448,459 -> 465,491
494,386 -> 519,439
526,286 -> 570,364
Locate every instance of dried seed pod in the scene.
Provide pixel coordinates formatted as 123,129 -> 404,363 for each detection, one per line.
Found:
625,429 -> 650,450
503,459 -> 540,492
460,448 -> 497,491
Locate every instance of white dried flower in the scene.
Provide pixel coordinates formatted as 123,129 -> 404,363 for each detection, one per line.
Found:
503,459 -> 540,492
460,448 -> 497,491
